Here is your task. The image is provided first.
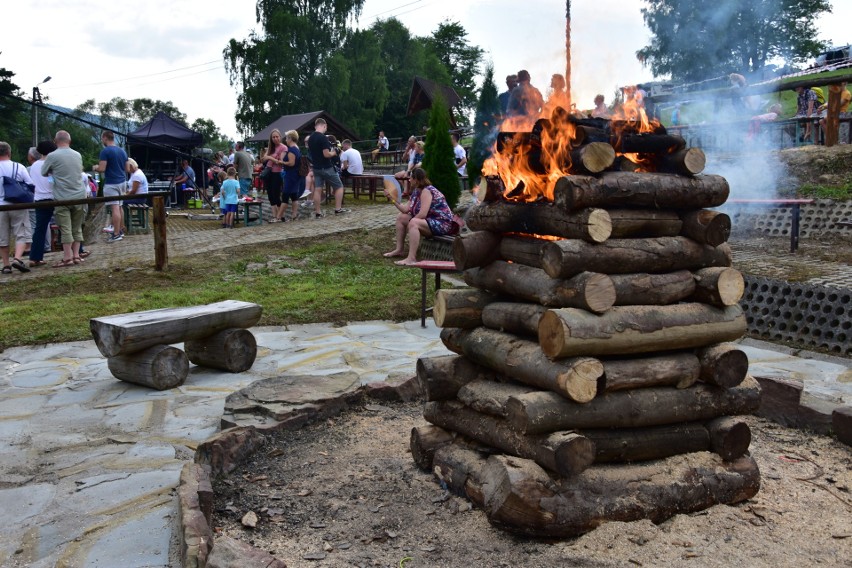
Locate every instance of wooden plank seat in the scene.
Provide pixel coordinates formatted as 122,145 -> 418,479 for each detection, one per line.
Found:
90,300 -> 263,389
122,203 -> 150,234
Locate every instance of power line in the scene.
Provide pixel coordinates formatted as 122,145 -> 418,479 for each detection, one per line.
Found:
49,59 -> 222,90
361,0 -> 424,19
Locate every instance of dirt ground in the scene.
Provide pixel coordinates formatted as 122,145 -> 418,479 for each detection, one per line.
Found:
212,401 -> 852,568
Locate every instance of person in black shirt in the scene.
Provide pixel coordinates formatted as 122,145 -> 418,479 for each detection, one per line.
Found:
307,118 -> 349,217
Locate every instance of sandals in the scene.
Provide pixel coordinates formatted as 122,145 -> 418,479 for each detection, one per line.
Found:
29,260 -> 47,268
1,266 -> 11,274
53,259 -> 75,268
11,258 -> 30,273
73,257 -> 84,264
78,251 -> 91,258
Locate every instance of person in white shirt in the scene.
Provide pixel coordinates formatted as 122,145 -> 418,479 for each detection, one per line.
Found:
452,133 -> 467,176
371,130 -> 389,163
0,141 -> 34,273
126,158 -> 149,204
339,139 -> 364,179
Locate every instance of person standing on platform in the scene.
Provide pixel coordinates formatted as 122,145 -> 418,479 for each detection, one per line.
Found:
308,118 -> 349,217
506,70 -> 543,120
92,130 -> 127,242
40,131 -> 86,267
498,74 -> 518,118
233,141 -> 254,197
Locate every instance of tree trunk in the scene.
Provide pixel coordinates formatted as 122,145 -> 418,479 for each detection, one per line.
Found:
569,142 -> 616,174
601,352 -> 700,392
608,209 -> 683,238
465,261 -> 616,312
680,210 -> 732,247
433,288 -> 497,329
184,328 -> 258,373
697,343 -> 749,388
481,302 -> 549,338
107,344 -> 189,390
465,201 -> 612,242
498,236 -> 547,269
457,379 -> 538,417
610,270 -> 696,305
440,327 -> 603,403
657,147 -> 706,176
690,267 -> 745,307
506,375 -> 761,434
416,354 -> 500,401
424,400 -> 595,477
554,172 -> 730,211
541,237 -> 732,279
452,231 -> 502,271
410,424 -> 456,470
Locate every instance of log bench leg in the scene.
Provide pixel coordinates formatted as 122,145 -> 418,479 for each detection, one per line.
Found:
185,328 -> 258,372
107,345 -> 189,390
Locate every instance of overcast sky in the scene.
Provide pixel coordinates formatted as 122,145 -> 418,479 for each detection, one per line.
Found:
4,0 -> 848,142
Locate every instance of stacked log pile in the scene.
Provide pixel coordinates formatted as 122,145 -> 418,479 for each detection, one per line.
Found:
412,167 -> 761,538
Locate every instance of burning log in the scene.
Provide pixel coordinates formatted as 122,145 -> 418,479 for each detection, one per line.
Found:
464,261 -> 616,313
611,156 -> 639,172
440,327 -> 603,403
607,209 -> 683,238
554,172 -> 730,211
465,201 -> 612,243
658,147 -> 707,176
610,270 -> 696,305
697,343 -> 749,388
540,237 -> 732,279
601,352 -> 699,391
424,400 -> 596,477
452,231 -> 502,271
615,133 -> 686,154
538,303 -> 747,358
416,354 -> 501,401
506,375 -> 761,434
569,142 -> 616,174
410,424 -> 456,470
499,236 -> 548,269
690,267 -> 745,307
481,302 -> 548,338
433,289 -> 498,329
680,210 -> 732,247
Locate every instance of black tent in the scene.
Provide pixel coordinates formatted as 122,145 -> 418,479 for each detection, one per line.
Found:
127,111 -> 203,148
127,112 -> 204,183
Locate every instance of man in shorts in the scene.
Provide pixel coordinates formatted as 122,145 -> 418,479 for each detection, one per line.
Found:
233,141 -> 254,197
308,118 -> 349,217
92,130 -> 127,242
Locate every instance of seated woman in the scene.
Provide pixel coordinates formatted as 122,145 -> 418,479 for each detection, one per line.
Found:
125,158 -> 149,204
382,167 -> 455,266
393,141 -> 425,197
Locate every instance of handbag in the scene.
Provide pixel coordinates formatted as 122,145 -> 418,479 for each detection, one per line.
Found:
259,166 -> 273,181
2,163 -> 35,204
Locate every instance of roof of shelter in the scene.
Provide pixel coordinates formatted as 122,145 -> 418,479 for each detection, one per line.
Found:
127,111 -> 203,148
406,76 -> 461,124
248,111 -> 359,144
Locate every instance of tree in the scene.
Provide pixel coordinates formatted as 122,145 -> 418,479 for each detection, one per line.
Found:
424,20 -> 484,124
422,93 -> 461,209
0,67 -> 30,160
467,62 -> 500,187
191,118 -> 231,150
637,0 -> 830,82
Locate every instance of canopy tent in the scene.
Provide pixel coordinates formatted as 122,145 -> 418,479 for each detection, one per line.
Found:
249,111 -> 359,144
406,76 -> 461,127
126,112 -> 203,182
127,111 -> 203,147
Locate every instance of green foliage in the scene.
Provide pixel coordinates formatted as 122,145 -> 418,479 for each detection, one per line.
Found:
798,183 -> 852,200
423,20 -> 485,126
423,92 -> 460,209
467,62 -> 500,186
0,67 -> 31,161
638,0 -> 831,82
191,117 -> 231,150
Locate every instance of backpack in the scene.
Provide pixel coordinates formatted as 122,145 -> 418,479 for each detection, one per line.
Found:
812,87 -> 825,105
298,155 -> 310,177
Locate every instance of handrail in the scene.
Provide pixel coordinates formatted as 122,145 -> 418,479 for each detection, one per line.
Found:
0,190 -> 171,212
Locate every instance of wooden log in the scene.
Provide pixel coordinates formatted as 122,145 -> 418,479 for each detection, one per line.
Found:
152,195 -> 168,271
478,452 -> 760,537
616,133 -> 686,154
601,352 -> 700,392
608,209 -> 683,238
424,400 -> 595,477
107,344 -> 189,390
610,155 -> 639,172
569,142 -> 616,174
658,147 -> 706,176
498,236 -> 547,269
610,270 -> 696,305
433,288 -> 497,329
465,261 -> 616,312
465,201 -> 612,242
506,375 -> 761,434
541,237 -> 732,278
416,354 -> 499,401
452,231 -> 502,271
481,302 -> 548,337
691,267 -> 745,307
554,172 -> 730,211
680,210 -> 732,246
697,343 -> 749,388
457,379 -> 537,417
184,328 -> 257,372
90,300 -> 263,358
410,424 -> 456,470
440,327 -> 603,403
432,444 -> 487,506
539,303 -> 747,358
707,417 -> 752,461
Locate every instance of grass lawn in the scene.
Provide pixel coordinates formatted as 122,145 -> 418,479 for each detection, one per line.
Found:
0,226 -> 431,352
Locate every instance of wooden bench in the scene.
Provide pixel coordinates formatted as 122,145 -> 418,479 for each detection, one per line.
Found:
90,300 -> 263,390
727,199 -> 814,252
398,260 -> 461,327
122,203 -> 150,234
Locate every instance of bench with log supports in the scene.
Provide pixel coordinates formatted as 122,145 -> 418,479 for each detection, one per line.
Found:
727,198 -> 814,252
90,300 -> 263,390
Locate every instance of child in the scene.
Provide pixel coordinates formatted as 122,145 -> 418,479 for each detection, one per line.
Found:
216,167 -> 240,228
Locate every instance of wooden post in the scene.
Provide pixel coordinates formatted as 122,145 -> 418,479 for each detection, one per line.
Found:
825,84 -> 842,147
152,195 -> 168,271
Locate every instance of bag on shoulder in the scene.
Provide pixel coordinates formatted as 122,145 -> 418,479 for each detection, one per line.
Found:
2,163 -> 35,204
298,155 -> 310,177
259,166 -> 273,181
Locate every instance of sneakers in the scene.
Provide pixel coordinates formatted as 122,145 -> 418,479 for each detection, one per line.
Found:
300,200 -> 314,209
299,189 -> 312,199
107,233 -> 124,243
102,224 -> 114,233
334,208 -> 351,215
314,212 -> 325,219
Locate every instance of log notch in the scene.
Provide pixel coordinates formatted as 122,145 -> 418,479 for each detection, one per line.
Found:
457,379 -> 537,416
465,201 -> 612,242
481,302 -> 548,337
680,210 -> 732,247
107,345 -> 189,390
424,400 -> 595,477
506,375 -> 761,434
697,343 -> 750,388
410,425 -> 456,470
690,267 -> 745,307
433,288 -> 498,328
441,327 -> 603,403
538,303 -> 747,358
601,352 -> 700,392
465,261 -> 616,312
658,147 -> 706,176
554,172 -> 730,211
610,270 -> 696,305
569,142 -> 616,174
90,300 -> 263,358
478,452 -> 760,537
452,231 -> 502,270
184,328 -> 257,373
416,354 -> 500,401
607,209 -> 682,238
499,236 -> 547,269
541,237 -> 732,279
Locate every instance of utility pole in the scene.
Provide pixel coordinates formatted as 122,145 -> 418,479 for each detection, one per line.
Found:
31,76 -> 51,147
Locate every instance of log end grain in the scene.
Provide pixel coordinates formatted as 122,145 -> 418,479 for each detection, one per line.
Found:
698,343 -> 750,388
681,147 -> 707,175
107,344 -> 189,390
707,417 -> 752,461
557,358 -> 603,403
576,142 -> 616,174
579,273 -> 617,314
185,328 -> 258,373
586,209 -> 613,243
410,425 -> 455,470
715,268 -> 745,306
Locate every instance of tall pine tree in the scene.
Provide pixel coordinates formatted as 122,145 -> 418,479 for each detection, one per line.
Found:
467,62 -> 500,188
422,93 -> 460,209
